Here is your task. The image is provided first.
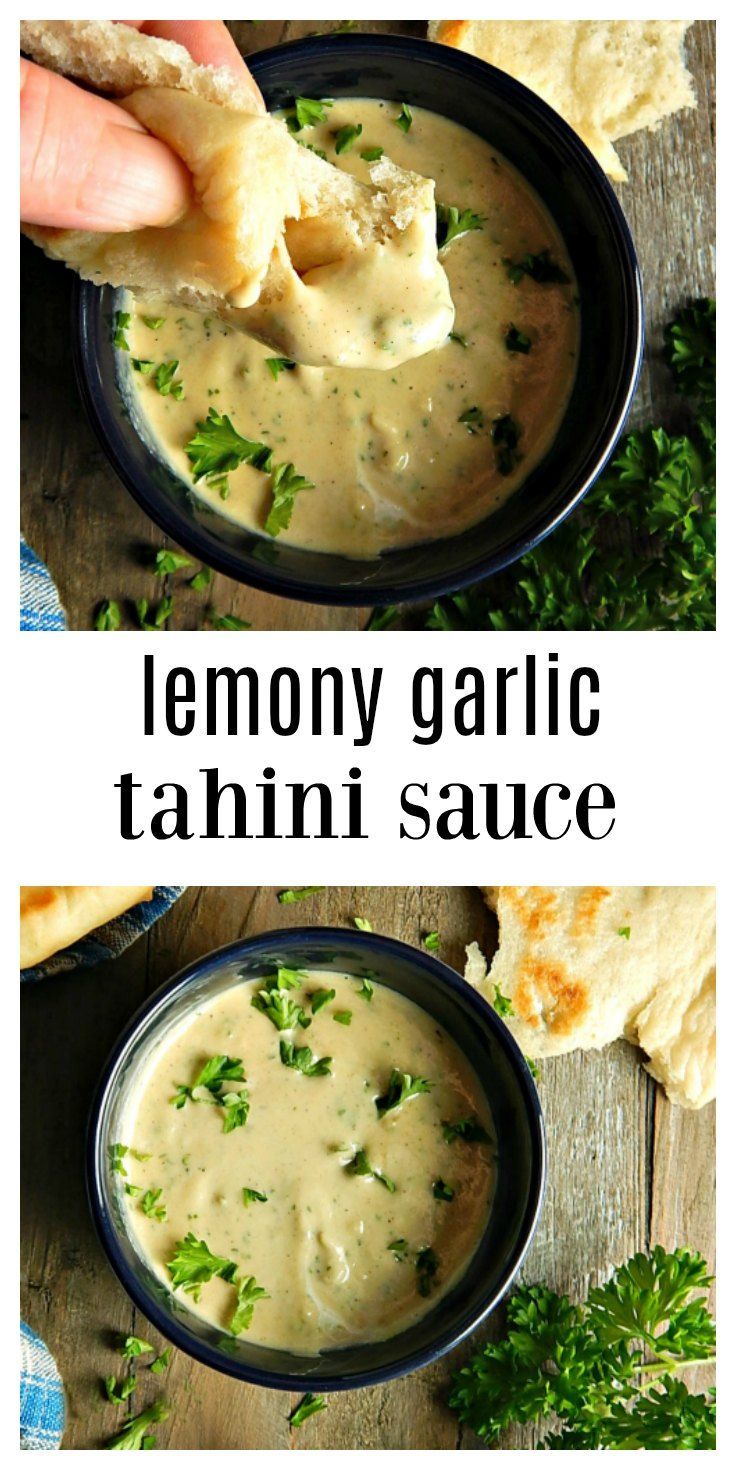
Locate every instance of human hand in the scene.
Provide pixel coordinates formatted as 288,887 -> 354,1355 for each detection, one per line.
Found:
20,20 -> 263,232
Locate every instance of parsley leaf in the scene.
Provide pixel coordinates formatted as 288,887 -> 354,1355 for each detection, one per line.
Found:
172,1055 -> 249,1132
287,96 -> 334,131
135,595 -> 174,631
356,977 -> 374,1001
333,1010 -> 352,1025
119,1335 -> 154,1358
242,1187 -> 268,1206
394,102 -> 413,133
459,406 -> 484,434
423,931 -> 440,953
345,1147 -> 395,1191
437,203 -> 484,250
289,1392 -> 327,1428
104,1373 -> 136,1405
140,1188 -> 167,1222
112,310 -> 131,351
153,548 -> 192,576
492,413 -> 523,476
277,886 -> 325,904
354,916 -> 372,931
142,315 -> 166,330
279,1040 -> 332,1077
433,1178 -> 455,1201
185,408 -> 272,482
266,357 -> 296,380
361,146 -> 384,161
448,1247 -> 716,1449
131,357 -> 156,375
334,122 -> 362,154
504,249 -> 570,285
442,1116 -> 492,1145
265,461 -> 314,537
310,987 -> 336,1014
149,1348 -> 171,1375
166,1234 -> 237,1297
505,324 -> 532,354
252,987 -> 308,1031
389,1238 -> 408,1260
230,1275 -> 269,1335
416,1246 -> 439,1297
189,565 -> 212,591
376,1069 -> 432,1118
154,360 -> 184,399
208,611 -> 252,630
618,926 -> 632,940
95,599 -> 121,632
449,330 -> 468,347
490,984 -> 514,1018
106,1400 -> 169,1450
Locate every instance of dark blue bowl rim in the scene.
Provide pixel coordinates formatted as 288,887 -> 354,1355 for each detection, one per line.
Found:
72,32 -> 644,607
86,926 -> 546,1393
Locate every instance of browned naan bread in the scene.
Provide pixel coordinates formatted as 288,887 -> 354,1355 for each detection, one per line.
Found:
20,886 -> 153,968
465,886 -> 715,1109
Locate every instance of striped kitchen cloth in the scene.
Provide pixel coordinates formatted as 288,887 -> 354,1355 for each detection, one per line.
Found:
20,537 -> 67,632
21,887 -> 185,982
20,1322 -> 65,1450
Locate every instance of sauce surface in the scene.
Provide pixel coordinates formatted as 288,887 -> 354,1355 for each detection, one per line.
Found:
120,970 -> 495,1354
125,99 -> 578,557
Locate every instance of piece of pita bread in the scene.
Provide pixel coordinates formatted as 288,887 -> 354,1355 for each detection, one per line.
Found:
21,21 -> 452,364
464,886 -> 715,1109
20,886 -> 153,969
428,21 -> 696,182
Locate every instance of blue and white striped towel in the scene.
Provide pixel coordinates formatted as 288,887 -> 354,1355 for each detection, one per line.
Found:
21,887 -> 184,983
20,537 -> 67,632
20,1322 -> 65,1451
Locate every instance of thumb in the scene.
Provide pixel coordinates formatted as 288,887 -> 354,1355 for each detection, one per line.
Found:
20,59 -> 191,232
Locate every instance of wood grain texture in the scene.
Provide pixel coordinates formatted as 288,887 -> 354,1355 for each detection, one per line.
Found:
20,19 -> 715,631
20,886 -> 715,1449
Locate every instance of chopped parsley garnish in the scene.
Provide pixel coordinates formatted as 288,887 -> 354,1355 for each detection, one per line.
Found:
436,203 -> 484,250
209,611 -> 252,630
189,565 -> 212,591
180,1054 -> 245,1101
618,926 -> 632,940
185,408 -> 272,482
112,310 -> 131,351
346,1147 -> 396,1192
433,1178 -> 455,1202
492,413 -> 522,476
459,406 -> 485,434
266,357 -> 296,380
491,983 -> 514,1018
394,102 -> 413,133
376,1069 -> 432,1118
154,359 -> 184,399
277,886 -> 325,904
140,1188 -> 167,1222
149,1348 -> 172,1375
310,987 -> 336,1014
449,330 -> 468,347
416,1246 -> 439,1297
388,1238 -> 408,1260
106,1400 -> 169,1451
135,595 -> 174,631
367,606 -> 399,630
504,249 -> 570,285
230,1275 -> 269,1335
153,548 -> 192,576
252,988 -> 308,1031
124,1183 -> 142,1197
108,1143 -> 150,1176
242,1187 -> 268,1207
333,1010 -> 352,1025
361,146 -> 384,161
267,967 -> 307,991
297,138 -> 328,160
526,1056 -> 541,1080
287,96 -> 334,132
280,1040 -> 332,1076
172,1055 -> 249,1132
220,1091 -> 251,1133
142,315 -> 166,330
505,324 -> 532,354
442,1116 -> 492,1145
95,599 -> 121,632
289,1393 -> 327,1428
166,1234 -> 237,1298
119,1335 -> 154,1358
131,357 -> 155,375
448,1246 -> 716,1449
104,1373 -> 136,1405
356,976 -> 374,1001
423,931 -> 440,952
334,122 -> 362,154
265,461 -> 314,537
354,916 -> 372,931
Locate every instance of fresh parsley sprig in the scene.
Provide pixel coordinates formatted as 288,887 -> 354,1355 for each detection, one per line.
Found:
280,1040 -> 332,1076
436,203 -> 484,250
345,1147 -> 396,1192
449,1247 -> 715,1449
375,1069 -> 432,1118
106,1400 -> 169,1450
289,1392 -> 327,1428
166,1234 -> 237,1298
230,1275 -> 269,1336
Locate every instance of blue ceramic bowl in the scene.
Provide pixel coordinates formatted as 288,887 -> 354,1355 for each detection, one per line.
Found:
87,928 -> 545,1392
73,34 -> 643,607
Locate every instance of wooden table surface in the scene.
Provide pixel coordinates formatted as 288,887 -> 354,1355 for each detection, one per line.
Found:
21,885 -> 715,1450
20,19 -> 715,633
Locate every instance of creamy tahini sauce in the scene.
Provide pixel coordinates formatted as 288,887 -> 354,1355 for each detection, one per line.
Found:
120,971 -> 495,1354
125,99 -> 578,557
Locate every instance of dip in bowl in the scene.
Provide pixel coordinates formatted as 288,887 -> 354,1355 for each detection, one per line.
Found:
87,928 -> 545,1391
73,33 -> 642,607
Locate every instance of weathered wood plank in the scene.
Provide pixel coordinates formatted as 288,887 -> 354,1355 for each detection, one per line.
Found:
20,885 -> 715,1448
20,20 -> 715,630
